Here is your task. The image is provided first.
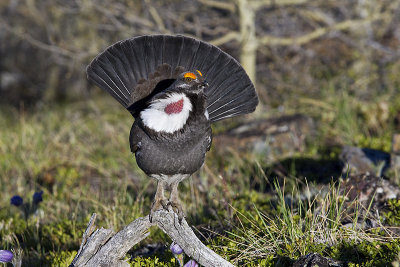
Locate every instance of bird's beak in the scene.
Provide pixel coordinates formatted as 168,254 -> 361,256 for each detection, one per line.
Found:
201,81 -> 209,89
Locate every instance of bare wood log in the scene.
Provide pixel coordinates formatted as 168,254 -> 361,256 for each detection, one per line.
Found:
70,209 -> 234,267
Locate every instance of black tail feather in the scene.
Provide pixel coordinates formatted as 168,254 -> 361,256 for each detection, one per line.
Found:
178,37 -> 200,70
87,35 -> 258,119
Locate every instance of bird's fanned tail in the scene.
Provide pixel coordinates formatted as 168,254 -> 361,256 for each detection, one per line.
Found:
87,35 -> 258,120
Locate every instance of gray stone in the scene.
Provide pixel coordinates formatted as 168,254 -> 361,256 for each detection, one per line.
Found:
339,173 -> 400,229
214,114 -> 315,160
339,146 -> 390,176
340,173 -> 400,208
292,253 -> 342,267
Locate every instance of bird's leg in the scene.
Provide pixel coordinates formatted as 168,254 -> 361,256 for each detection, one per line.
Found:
168,180 -> 184,223
149,180 -> 168,222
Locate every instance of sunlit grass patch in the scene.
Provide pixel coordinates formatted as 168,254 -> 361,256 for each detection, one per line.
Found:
212,180 -> 400,266
0,87 -> 399,265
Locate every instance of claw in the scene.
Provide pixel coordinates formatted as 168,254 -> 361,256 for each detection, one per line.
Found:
168,200 -> 185,223
149,198 -> 169,222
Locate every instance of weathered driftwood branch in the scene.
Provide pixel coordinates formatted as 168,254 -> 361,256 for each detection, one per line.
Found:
70,209 -> 234,267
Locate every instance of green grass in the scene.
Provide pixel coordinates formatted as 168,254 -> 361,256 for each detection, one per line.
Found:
213,180 -> 400,266
1,89 -> 400,266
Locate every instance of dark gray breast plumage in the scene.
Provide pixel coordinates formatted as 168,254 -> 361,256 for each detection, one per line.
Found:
130,90 -> 211,176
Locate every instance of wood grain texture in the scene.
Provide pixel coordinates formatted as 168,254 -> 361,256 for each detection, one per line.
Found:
70,210 -> 234,267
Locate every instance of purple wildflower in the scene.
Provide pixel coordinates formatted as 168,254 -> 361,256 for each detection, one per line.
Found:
10,195 -> 23,206
33,191 -> 43,204
170,242 -> 183,255
184,260 -> 198,267
0,250 -> 13,263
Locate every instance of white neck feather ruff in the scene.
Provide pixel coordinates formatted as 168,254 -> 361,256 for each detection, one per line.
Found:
140,93 -> 192,133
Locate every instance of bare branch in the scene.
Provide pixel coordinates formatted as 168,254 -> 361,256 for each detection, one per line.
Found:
73,214 -> 98,261
258,15 -> 387,46
250,0 -> 309,9
1,21 -> 76,58
199,0 -> 236,12
93,5 -> 127,31
70,210 -> 234,267
209,32 -> 240,46
144,0 -> 170,34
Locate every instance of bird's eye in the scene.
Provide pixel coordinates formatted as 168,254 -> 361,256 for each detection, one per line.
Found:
184,77 -> 194,82
183,72 -> 196,83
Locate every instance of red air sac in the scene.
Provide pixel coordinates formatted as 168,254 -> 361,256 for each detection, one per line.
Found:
164,98 -> 184,114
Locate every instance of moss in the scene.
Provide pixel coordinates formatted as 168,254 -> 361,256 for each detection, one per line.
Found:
329,240 -> 400,267
382,199 -> 400,226
46,250 -> 77,266
129,256 -> 174,267
128,250 -> 182,267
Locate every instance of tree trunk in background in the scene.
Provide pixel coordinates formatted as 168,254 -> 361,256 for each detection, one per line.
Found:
237,0 -> 257,86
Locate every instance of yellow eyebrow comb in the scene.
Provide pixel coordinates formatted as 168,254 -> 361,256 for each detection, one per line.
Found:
184,72 -> 196,80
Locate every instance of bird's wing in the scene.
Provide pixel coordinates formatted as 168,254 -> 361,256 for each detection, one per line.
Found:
87,35 -> 258,120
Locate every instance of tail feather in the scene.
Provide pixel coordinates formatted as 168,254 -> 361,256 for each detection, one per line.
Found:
142,36 -> 155,76
87,35 -> 258,119
189,41 -> 213,72
211,93 -> 259,121
105,49 -> 131,97
206,65 -> 243,109
102,51 -> 131,99
152,36 -> 164,68
120,41 -> 140,84
108,43 -> 136,91
199,48 -> 224,80
178,37 -> 200,70
209,84 -> 255,117
89,57 -> 130,107
92,67 -> 127,106
130,38 -> 147,81
164,35 -> 185,68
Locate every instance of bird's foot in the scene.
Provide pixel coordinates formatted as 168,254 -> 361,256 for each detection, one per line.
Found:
168,200 -> 185,223
149,198 -> 169,222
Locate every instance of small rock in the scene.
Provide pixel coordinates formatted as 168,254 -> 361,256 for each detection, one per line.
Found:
292,253 -> 342,267
339,173 -> 400,229
214,114 -> 315,160
339,146 -> 390,176
340,173 -> 399,208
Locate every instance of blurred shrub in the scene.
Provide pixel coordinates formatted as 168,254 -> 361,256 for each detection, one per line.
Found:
0,0 -> 399,106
